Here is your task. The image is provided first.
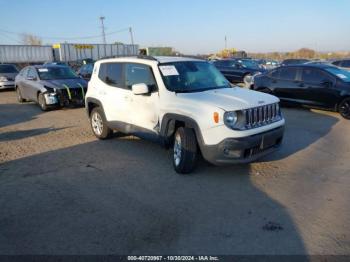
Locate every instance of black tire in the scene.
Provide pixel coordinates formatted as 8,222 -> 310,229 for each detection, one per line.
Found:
338,98 -> 350,120
16,87 -> 25,103
38,93 -> 49,111
173,127 -> 198,174
90,107 -> 113,139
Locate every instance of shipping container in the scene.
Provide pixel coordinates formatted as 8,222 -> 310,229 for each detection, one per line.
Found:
0,45 -> 53,63
53,43 -> 139,62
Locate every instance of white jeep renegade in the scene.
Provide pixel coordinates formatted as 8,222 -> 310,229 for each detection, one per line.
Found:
85,56 -> 285,174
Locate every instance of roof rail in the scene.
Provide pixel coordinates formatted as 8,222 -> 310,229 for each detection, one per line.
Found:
137,55 -> 158,61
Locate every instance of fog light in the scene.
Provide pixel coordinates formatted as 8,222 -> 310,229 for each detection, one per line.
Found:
223,148 -> 242,158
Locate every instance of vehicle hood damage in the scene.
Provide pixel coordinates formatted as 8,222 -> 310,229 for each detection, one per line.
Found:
177,87 -> 280,112
41,78 -> 87,90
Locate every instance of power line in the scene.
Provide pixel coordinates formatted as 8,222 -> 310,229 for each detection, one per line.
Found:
0,27 -> 130,41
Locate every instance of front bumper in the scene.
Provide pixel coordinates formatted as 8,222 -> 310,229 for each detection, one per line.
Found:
0,81 -> 15,89
200,126 -> 284,165
44,88 -> 87,107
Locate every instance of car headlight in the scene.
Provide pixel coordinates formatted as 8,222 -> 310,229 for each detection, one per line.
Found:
224,111 -> 238,128
0,76 -> 8,81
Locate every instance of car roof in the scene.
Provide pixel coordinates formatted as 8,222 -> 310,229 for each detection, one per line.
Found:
98,56 -> 204,64
283,64 -> 338,70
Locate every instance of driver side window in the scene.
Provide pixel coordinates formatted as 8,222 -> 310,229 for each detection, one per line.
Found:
125,63 -> 157,92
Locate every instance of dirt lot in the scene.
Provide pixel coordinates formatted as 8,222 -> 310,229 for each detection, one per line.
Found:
0,89 -> 349,255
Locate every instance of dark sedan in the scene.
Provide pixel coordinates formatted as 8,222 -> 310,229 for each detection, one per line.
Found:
253,64 -> 350,119
212,59 -> 265,86
332,59 -> 350,71
281,59 -> 310,66
77,63 -> 94,81
15,65 -> 88,111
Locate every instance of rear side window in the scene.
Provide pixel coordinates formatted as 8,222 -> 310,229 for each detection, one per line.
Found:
278,67 -> 298,81
332,61 -> 341,66
125,63 -> 157,91
301,68 -> 329,83
98,63 -> 124,88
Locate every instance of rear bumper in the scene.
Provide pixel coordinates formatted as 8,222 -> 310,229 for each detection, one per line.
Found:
200,126 -> 284,165
0,81 -> 15,89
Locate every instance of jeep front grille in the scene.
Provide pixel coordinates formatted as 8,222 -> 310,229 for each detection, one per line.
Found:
244,103 -> 281,129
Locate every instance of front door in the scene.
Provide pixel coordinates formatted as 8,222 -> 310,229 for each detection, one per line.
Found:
125,63 -> 159,135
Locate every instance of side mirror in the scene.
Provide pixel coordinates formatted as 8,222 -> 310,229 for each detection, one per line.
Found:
27,76 -> 37,81
132,83 -> 149,95
321,80 -> 333,88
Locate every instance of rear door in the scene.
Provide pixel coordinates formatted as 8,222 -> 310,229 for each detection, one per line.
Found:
97,62 -> 132,124
268,67 -> 300,101
125,63 -> 159,134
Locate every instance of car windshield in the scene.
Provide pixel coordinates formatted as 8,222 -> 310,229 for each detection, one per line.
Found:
159,61 -> 231,93
238,60 -> 260,69
37,67 -> 79,80
325,67 -> 350,82
0,65 -> 18,73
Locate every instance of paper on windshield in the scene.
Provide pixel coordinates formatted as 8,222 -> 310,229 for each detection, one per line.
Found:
337,74 -> 348,79
38,68 -> 49,72
159,65 -> 179,76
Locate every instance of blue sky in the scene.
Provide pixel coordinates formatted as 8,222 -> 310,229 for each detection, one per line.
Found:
0,0 -> 349,54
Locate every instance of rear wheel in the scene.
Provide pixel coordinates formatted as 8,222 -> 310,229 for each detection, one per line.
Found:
38,93 -> 49,111
173,127 -> 198,174
339,98 -> 350,119
90,107 -> 113,139
16,87 -> 25,103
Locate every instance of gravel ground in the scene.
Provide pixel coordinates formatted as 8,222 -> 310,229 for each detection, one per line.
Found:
0,89 -> 349,255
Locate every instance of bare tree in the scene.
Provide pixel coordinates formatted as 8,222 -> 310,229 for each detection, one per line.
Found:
21,34 -> 42,45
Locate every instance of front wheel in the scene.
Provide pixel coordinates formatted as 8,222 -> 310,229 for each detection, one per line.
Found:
173,127 -> 198,174
339,98 -> 350,120
90,107 -> 113,139
38,93 -> 49,111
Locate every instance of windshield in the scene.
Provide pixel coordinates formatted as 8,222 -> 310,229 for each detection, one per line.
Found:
0,65 -> 18,73
159,61 -> 231,93
37,67 -> 79,80
238,60 -> 260,69
325,67 -> 350,82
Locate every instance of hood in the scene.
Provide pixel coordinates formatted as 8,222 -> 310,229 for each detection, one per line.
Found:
40,78 -> 87,89
0,73 -> 18,81
177,87 -> 279,111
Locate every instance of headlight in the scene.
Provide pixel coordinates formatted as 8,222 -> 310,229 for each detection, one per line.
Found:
0,76 -> 8,81
224,111 -> 238,128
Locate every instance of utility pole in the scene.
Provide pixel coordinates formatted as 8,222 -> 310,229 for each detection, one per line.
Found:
225,35 -> 227,50
129,27 -> 134,45
100,16 -> 106,44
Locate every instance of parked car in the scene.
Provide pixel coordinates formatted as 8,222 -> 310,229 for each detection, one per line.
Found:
0,64 -> 19,89
77,63 -> 94,80
255,59 -> 280,70
253,64 -> 350,119
43,61 -> 69,67
332,59 -> 350,71
213,59 -> 266,87
85,56 -> 285,174
15,65 -> 88,111
281,59 -> 310,66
